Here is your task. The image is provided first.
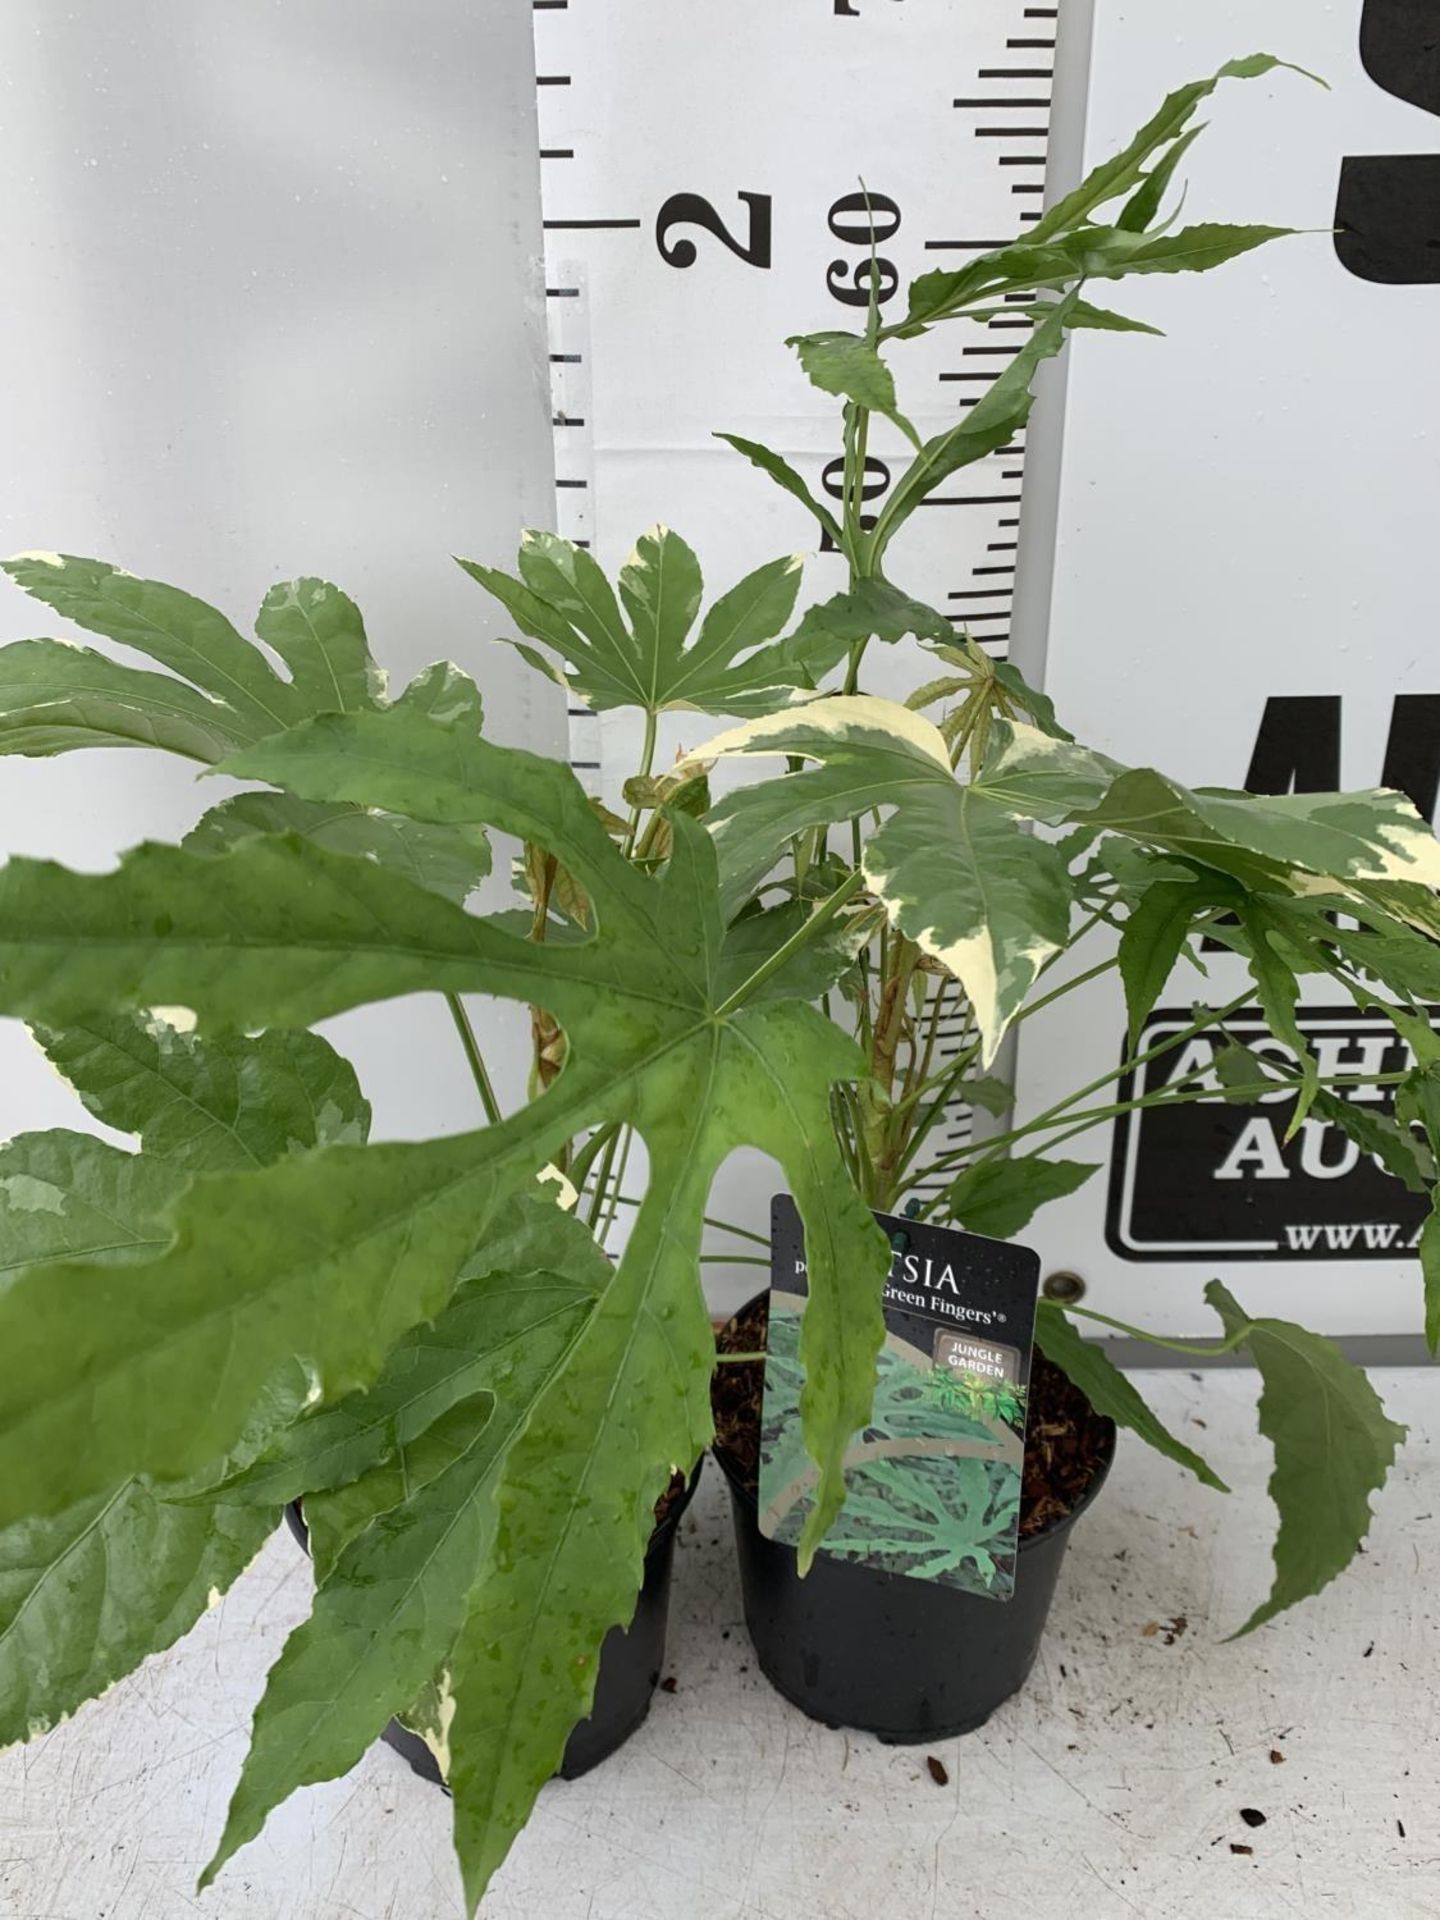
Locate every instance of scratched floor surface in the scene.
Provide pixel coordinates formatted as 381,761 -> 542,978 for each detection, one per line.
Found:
1,1368 -> 1435,1920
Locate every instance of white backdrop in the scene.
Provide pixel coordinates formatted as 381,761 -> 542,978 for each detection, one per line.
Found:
0,2 -> 562,1140
1011,0 -> 1440,1334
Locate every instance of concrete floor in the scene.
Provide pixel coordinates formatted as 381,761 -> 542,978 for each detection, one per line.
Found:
1,1368 -> 1435,1920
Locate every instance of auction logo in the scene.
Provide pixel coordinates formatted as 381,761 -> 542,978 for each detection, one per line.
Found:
1106,1008 -> 1436,1260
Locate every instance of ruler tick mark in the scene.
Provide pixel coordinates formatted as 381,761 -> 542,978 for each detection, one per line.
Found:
920,494 -> 1021,507
536,74 -> 572,86
954,97 -> 1052,109
544,217 -> 642,230
540,149 -> 575,161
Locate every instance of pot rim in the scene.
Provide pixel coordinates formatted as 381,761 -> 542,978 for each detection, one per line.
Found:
287,1453 -> 705,1565
710,1289 -> 1116,1551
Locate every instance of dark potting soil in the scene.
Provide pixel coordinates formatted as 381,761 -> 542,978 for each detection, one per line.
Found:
712,1294 -> 1111,1540
653,1470 -> 691,1533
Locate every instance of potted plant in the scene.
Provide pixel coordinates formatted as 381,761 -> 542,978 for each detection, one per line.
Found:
0,52 -> 1434,1916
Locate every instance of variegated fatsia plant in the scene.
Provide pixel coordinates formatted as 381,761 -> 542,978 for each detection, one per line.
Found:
0,55 -> 1435,1914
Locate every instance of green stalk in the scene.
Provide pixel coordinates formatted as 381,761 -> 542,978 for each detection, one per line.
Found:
444,992 -> 502,1127
1061,1301 -> 1250,1357
620,707 -> 659,858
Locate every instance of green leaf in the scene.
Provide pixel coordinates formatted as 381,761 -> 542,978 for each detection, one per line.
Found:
1235,901 -> 1318,1133
0,1130 -> 184,1290
464,533 -> 827,719
0,640 -> 259,763
622,529 -> 710,695
1057,298 -> 1164,335
695,700 -> 1074,1059
951,1075 -> 1013,1118
717,901 -> 866,1007
1030,56 -> 1312,241
1068,221 -> 1292,281
713,434 -> 846,548
3,553 -> 305,740
945,1154 -> 1098,1238
0,1480 -> 276,1746
785,332 -> 916,441
253,578 -> 384,715
0,558 -> 405,767
793,580 -> 954,650
1069,768 -> 1440,894
201,1258 -> 602,1890
0,692 -> 886,1898
1118,123 -> 1206,232
1212,1037 -> 1435,1197
1034,1304 -> 1227,1492
36,1015 -> 370,1175
874,298 -> 1076,549
215,1195 -> 613,1528
1118,880 -> 1209,1044
990,661 -> 1072,740
184,789 -> 491,906
1206,1281 -> 1404,1634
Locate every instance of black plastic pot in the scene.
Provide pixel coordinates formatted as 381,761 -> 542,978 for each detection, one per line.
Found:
284,1459 -> 701,1785
713,1301 -> 1114,1743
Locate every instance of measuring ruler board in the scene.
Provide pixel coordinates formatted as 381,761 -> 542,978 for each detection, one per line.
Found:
530,0 -> 1069,1232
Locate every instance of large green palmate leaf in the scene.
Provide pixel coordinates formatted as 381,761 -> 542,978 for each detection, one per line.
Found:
1206,1283 -> 1405,1633
0,679 -> 888,1906
459,527 -> 846,719
0,1014 -> 372,1753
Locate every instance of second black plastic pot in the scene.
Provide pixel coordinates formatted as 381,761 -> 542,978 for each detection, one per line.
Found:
713,1303 -> 1114,1743
285,1458 -> 700,1785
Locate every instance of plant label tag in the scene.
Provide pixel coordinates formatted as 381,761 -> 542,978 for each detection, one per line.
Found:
758,1194 -> 1041,1602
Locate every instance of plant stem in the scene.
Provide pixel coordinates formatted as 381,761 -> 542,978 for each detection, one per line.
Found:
598,1122 -> 635,1245
444,993 -> 502,1127
1061,1301 -> 1250,1356
601,1193 -> 772,1248
621,707 -> 659,857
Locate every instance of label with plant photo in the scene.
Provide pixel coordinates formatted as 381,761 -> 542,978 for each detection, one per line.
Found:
760,1195 -> 1041,1601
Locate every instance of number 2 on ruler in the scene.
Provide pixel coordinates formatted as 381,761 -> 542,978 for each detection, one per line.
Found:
656,192 -> 773,268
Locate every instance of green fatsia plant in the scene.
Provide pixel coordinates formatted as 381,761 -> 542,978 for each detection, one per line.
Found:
0,557 -> 889,1907
0,49 -> 1430,1917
